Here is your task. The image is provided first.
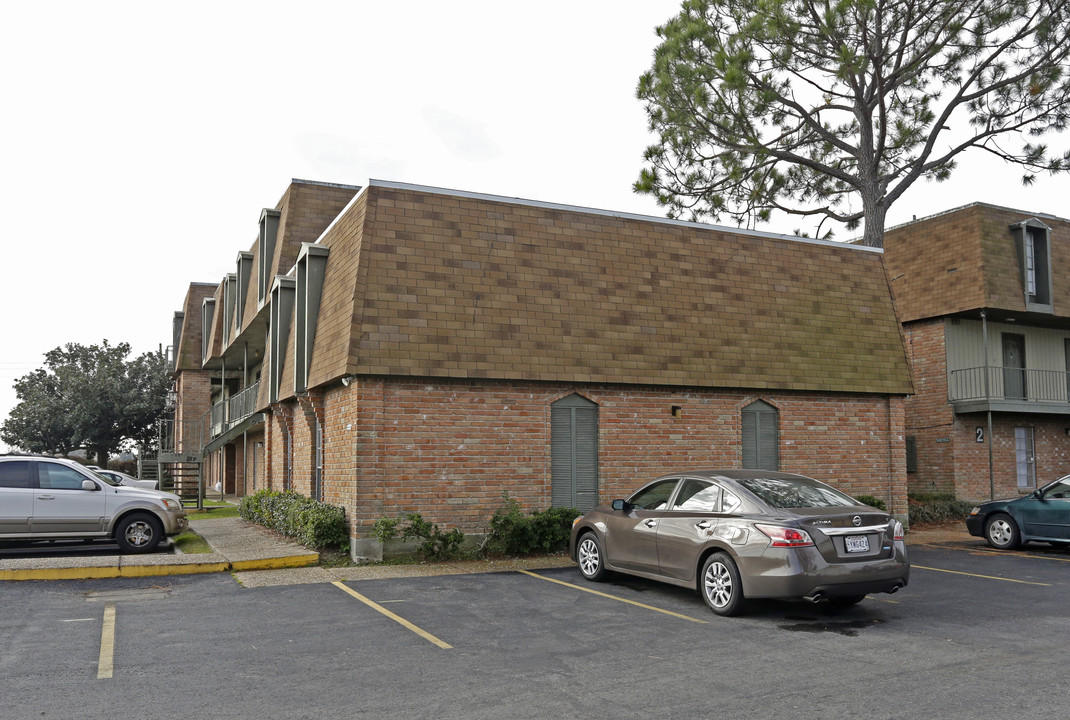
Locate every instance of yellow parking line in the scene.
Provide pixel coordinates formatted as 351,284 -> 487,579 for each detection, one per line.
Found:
518,570 -> 708,624
918,543 -> 1070,563
97,604 -> 116,679
331,581 -> 452,649
913,564 -> 1051,586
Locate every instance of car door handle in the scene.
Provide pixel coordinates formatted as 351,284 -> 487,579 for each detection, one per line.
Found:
696,520 -> 712,530
38,494 -> 56,500
644,519 -> 658,528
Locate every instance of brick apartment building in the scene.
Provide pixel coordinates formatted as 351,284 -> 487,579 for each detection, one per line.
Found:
169,178 -> 914,558
884,204 -> 1070,502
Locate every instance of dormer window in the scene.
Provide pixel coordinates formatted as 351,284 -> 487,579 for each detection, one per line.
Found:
268,276 -> 295,404
201,297 -> 216,366
235,251 -> 253,331
258,209 -> 281,305
1012,219 -> 1052,312
294,243 -> 330,394
222,274 -> 237,347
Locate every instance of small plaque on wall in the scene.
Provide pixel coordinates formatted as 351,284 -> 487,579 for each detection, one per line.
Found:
975,427 -> 984,443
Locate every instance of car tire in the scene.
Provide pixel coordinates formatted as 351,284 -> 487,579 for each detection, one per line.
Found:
701,552 -> 745,617
115,513 -> 163,554
984,513 -> 1021,550
576,532 -> 607,582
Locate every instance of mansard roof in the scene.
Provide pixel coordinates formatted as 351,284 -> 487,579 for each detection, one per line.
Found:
290,180 -> 913,396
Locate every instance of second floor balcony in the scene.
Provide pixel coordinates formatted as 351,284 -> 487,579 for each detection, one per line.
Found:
207,381 -> 261,440
948,366 -> 1070,415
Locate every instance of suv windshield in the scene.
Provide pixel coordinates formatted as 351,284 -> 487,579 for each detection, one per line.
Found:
737,476 -> 858,509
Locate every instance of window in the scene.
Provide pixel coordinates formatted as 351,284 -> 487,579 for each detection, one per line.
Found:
742,400 -> 779,470
257,208 -> 281,304
268,277 -> 295,404
38,463 -> 91,490
628,479 -> 678,510
1012,220 -> 1052,312
235,251 -> 253,330
222,273 -> 237,346
672,479 -> 721,512
0,461 -> 32,488
201,297 -> 216,366
905,435 -> 918,473
313,416 -> 324,502
551,394 -> 599,512
294,243 -> 330,394
1015,427 -> 1036,489
283,424 -> 293,491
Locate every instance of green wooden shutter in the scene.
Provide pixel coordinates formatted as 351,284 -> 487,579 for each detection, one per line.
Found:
551,394 -> 599,511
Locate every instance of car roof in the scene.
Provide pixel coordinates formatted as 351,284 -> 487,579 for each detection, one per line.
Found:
656,469 -> 814,482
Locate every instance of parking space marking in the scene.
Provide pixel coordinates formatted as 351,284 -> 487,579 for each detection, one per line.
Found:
331,581 -> 453,649
913,564 -> 1051,586
97,603 -> 116,680
917,543 -> 1070,563
518,570 -> 708,624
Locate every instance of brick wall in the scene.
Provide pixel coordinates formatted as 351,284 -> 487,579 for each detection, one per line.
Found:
902,320 -> 958,494
259,377 -> 909,541
951,416 -> 1070,501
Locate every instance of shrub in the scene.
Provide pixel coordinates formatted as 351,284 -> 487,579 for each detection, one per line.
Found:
854,495 -> 887,511
484,497 -> 580,556
374,512 -> 465,561
907,493 -> 975,525
239,490 -> 349,552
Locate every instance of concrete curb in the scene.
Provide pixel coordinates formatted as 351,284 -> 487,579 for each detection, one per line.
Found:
0,517 -> 321,581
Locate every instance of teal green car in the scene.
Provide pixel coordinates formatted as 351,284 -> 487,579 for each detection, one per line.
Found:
966,476 -> 1070,550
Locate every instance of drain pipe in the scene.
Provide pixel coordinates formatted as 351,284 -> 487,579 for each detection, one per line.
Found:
982,310 -> 995,500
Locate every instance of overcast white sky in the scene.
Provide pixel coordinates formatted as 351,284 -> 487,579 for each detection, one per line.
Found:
2,1 -> 1070,451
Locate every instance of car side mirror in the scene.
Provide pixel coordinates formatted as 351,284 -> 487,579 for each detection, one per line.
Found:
81,479 -> 98,491
611,499 -> 631,512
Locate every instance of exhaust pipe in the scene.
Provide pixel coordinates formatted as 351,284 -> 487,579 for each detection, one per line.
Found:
887,583 -> 903,594
804,592 -> 826,604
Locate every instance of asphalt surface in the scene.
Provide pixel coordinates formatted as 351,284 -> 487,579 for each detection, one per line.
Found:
1,530 -> 1068,720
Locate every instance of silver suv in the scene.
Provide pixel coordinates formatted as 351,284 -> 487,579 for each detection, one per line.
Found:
0,455 -> 188,553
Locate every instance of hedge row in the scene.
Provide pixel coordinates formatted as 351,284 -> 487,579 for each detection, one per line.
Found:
239,490 -> 349,551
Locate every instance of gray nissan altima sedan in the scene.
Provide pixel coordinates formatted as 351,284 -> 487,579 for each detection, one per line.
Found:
569,470 -> 909,616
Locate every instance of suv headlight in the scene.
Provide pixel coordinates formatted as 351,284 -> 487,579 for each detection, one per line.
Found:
161,498 -> 181,511
969,506 -> 981,516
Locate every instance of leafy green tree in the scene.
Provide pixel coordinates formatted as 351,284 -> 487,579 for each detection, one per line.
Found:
1,341 -> 171,467
636,0 -> 1070,246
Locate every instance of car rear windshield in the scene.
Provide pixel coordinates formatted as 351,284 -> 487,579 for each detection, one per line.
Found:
736,476 -> 858,509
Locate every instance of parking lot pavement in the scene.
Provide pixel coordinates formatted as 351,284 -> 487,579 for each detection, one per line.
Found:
4,540 -> 1070,720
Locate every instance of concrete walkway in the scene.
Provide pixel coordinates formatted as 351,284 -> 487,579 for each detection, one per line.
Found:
0,517 -> 320,582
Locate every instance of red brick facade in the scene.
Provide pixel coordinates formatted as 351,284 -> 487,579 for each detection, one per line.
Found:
258,377 -> 907,544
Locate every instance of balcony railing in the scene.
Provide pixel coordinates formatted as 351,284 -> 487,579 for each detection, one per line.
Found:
948,366 -> 1070,406
157,417 -> 206,458
206,381 -> 261,439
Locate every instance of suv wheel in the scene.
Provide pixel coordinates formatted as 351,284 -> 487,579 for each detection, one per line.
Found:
115,513 -> 163,553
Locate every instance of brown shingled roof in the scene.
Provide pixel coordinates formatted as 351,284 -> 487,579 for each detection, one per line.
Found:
174,283 -> 218,373
301,181 -> 913,396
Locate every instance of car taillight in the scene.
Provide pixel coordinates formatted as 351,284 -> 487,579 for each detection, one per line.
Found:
755,524 -> 814,548
892,520 -> 905,541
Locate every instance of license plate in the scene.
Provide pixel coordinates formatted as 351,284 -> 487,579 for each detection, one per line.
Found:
844,535 -> 869,553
